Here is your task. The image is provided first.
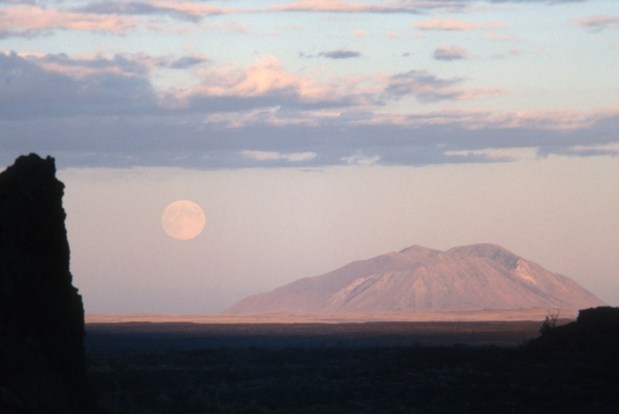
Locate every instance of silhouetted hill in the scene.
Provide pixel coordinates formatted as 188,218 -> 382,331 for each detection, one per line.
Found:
0,154 -> 90,413
225,243 -> 604,314
527,306 -> 619,356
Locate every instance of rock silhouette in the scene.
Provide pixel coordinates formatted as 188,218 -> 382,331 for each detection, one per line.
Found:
0,154 -> 90,413
226,244 -> 604,314
527,306 -> 619,356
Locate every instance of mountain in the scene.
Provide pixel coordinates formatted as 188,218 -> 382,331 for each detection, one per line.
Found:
224,244 -> 604,314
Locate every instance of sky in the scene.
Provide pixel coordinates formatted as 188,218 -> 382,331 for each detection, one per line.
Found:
1,0 -> 618,314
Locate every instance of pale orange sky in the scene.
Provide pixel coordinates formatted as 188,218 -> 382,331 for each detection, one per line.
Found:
60,156 -> 619,314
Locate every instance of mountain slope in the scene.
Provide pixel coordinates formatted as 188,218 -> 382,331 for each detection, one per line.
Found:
224,244 -> 604,314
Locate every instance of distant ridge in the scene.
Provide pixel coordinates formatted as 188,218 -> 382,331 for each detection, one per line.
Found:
225,244 -> 604,315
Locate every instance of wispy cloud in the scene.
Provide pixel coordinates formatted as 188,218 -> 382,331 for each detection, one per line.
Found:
0,4 -> 139,36
384,70 -> 464,102
241,150 -> 317,163
574,15 -> 619,31
166,55 -> 210,69
0,0 -> 472,41
433,46 -> 471,61
9,51 -> 208,81
320,49 -> 362,59
540,143 -> 619,158
76,1 -> 231,22
341,151 -> 381,165
0,1 -> 238,38
269,0 -> 577,14
414,18 -> 505,31
0,1 -> 587,39
268,0 -> 443,14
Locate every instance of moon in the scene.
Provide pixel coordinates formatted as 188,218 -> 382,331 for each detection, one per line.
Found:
161,200 -> 206,240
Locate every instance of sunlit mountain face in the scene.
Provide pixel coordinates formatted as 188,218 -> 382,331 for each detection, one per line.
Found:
226,244 -> 604,314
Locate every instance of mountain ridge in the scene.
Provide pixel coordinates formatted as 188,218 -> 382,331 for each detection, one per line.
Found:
225,243 -> 604,314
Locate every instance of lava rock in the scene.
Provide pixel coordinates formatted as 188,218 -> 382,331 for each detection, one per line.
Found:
0,154 -> 91,413
526,306 -> 619,357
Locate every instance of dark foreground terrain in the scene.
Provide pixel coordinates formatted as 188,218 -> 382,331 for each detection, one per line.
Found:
85,320 -> 619,414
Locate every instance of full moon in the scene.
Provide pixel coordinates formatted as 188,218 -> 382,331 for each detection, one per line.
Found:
161,200 -> 206,240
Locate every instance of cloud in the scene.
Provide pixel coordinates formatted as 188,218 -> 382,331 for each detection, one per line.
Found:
458,0 -> 588,4
241,150 -> 317,163
341,151 -> 381,165
165,55 -> 210,69
574,16 -> 619,31
268,0 -> 579,14
0,51 -> 159,119
319,49 -> 362,59
433,46 -> 471,61
0,51 -> 370,121
36,53 -> 210,83
414,18 -> 505,31
540,143 -> 619,158
3,103 -> 618,170
1,49 -> 617,170
0,1 -> 588,39
201,21 -> 252,34
268,0 -> 444,14
384,70 -> 464,102
0,4 -> 139,36
173,57 -> 372,112
0,0 -> 482,40
76,1 -> 228,23
0,1 -> 235,38
35,53 -> 153,77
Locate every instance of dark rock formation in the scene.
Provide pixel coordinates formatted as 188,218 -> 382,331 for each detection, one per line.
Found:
0,154 -> 90,413
526,306 -> 619,357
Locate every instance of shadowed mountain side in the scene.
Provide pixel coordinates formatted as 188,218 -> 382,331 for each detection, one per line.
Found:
225,244 -> 604,314
0,154 -> 91,413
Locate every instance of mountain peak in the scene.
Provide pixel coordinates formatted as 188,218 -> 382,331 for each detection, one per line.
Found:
399,244 -> 441,255
447,243 -> 520,269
